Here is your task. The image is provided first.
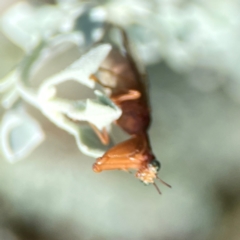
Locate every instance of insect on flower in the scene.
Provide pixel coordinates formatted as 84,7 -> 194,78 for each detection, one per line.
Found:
90,25 -> 171,194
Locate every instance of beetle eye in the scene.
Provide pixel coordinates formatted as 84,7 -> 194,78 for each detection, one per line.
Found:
150,159 -> 161,171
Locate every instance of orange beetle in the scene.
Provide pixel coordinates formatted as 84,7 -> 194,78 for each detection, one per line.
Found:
91,26 -> 171,194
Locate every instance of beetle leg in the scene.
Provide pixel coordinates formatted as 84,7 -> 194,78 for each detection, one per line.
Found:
111,90 -> 141,104
90,69 -> 141,104
93,68 -> 141,103
89,74 -> 114,89
89,123 -> 109,145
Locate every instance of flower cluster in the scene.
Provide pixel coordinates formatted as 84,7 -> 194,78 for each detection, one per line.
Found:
1,0 -> 238,162
0,1 -> 122,162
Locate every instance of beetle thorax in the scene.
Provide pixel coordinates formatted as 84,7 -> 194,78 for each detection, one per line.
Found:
135,164 -> 158,185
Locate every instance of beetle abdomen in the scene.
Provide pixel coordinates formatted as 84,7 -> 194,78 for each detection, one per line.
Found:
117,101 -> 151,134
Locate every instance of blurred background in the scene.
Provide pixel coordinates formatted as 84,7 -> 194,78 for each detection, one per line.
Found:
0,0 -> 240,240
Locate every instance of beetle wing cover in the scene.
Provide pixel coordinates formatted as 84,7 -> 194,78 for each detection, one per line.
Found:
102,135 -> 144,159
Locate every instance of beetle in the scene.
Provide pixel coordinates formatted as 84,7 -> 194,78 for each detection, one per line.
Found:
90,26 -> 171,194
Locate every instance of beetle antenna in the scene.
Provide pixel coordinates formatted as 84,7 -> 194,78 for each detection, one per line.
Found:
157,176 -> 172,188
153,182 -> 162,195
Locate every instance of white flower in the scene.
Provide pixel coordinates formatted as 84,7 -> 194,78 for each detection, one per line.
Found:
0,29 -> 122,160
0,107 -> 44,163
